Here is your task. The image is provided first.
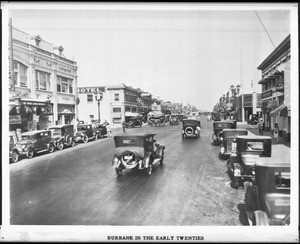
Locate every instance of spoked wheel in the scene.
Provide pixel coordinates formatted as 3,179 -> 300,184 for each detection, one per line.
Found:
83,135 -> 88,143
27,148 -> 34,159
145,163 -> 153,176
57,141 -> 64,151
49,143 -> 55,153
11,150 -> 19,163
115,168 -> 123,175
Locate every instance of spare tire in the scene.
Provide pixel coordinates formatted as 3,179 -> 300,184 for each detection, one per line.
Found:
185,126 -> 194,136
121,150 -> 139,169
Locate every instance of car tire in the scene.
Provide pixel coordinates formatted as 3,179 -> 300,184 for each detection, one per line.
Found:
57,141 -> 64,151
11,150 -> 19,163
145,163 -> 152,176
244,182 -> 258,212
70,138 -> 76,147
49,143 -> 55,153
83,135 -> 88,143
115,168 -> 123,175
26,148 -> 34,159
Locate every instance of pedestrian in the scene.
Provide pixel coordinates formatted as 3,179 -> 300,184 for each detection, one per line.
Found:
273,123 -> 279,143
122,121 -> 126,133
258,118 -> 264,135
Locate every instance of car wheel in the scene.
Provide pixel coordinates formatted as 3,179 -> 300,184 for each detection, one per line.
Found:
99,134 -> 103,139
11,150 -> 19,163
57,141 -> 64,150
145,163 -> 152,176
83,135 -> 88,143
49,143 -> 55,153
244,182 -> 258,212
26,148 -> 34,159
115,168 -> 123,175
70,138 -> 76,147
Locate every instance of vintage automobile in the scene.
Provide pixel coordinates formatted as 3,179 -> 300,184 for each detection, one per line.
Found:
148,115 -> 166,127
126,117 -> 143,128
75,124 -> 96,143
248,114 -> 260,125
13,130 -> 55,159
112,133 -> 165,176
244,159 -> 290,226
212,120 -> 237,145
93,123 -> 108,139
169,114 -> 180,125
218,129 -> 248,159
181,119 -> 201,139
48,124 -> 76,150
227,135 -> 272,189
9,132 -> 20,163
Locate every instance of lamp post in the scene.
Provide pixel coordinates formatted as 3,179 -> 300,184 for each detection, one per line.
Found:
95,92 -> 103,123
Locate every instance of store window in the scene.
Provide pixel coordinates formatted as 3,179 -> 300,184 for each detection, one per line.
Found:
57,76 -> 73,94
87,94 -> 93,102
13,61 -> 28,87
36,70 -> 51,91
115,93 -> 119,101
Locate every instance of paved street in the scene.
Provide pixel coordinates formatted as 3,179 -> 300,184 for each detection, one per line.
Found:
10,116 -> 257,226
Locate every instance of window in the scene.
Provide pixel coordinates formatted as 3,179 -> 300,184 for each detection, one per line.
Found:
87,94 -> 93,102
36,70 -> 51,91
13,61 -> 28,87
113,107 -> 121,113
132,107 -> 137,113
57,76 -> 73,94
115,93 -> 119,101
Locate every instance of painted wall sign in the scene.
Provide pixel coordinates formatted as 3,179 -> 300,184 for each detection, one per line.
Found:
77,87 -> 105,94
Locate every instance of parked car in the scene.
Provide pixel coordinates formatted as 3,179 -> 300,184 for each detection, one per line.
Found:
181,119 -> 201,139
169,114 -> 180,125
14,130 -> 55,159
248,114 -> 259,125
148,115 -> 165,127
212,120 -> 237,145
9,132 -> 20,163
112,133 -> 165,176
75,124 -> 96,143
48,124 -> 76,150
218,129 -> 248,159
126,117 -> 143,128
244,159 -> 290,225
227,135 -> 272,189
93,123 -> 108,139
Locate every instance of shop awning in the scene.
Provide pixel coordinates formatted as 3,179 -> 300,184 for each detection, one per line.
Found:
269,104 -> 287,117
59,109 -> 75,115
125,112 -> 142,117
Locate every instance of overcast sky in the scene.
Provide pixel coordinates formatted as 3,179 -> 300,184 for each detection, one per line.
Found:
6,3 -> 293,111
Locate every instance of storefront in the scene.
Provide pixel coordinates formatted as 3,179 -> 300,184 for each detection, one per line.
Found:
57,104 -> 75,125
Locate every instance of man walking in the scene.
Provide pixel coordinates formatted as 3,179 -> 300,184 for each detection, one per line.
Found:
258,118 -> 264,135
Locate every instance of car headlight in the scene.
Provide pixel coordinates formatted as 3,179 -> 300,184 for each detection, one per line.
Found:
21,145 -> 26,149
81,133 -> 84,136
234,168 -> 241,176
181,130 -> 184,134
220,147 -> 225,154
219,137 -> 223,142
213,135 -> 217,139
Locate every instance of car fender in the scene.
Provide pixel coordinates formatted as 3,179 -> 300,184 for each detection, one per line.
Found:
253,210 -> 269,225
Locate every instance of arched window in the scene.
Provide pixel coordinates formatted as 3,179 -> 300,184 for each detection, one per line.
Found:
13,61 -> 28,87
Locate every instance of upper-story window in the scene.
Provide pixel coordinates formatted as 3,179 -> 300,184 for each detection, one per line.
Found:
57,76 -> 73,94
36,70 -> 51,91
114,93 -> 119,101
87,94 -> 93,102
13,61 -> 28,88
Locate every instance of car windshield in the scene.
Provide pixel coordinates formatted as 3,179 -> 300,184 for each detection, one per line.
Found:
115,136 -> 144,147
21,134 -> 35,140
77,126 -> 88,131
183,120 -> 197,126
246,141 -> 264,151
49,128 -> 62,136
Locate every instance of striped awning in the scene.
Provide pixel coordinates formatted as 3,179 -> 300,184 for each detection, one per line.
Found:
269,104 -> 287,117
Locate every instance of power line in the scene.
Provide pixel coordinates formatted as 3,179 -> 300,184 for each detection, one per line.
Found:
255,11 -> 276,49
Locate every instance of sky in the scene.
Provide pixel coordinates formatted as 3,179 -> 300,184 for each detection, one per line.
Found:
5,3 -> 294,111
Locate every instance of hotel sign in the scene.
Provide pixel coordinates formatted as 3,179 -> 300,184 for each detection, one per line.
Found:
77,87 -> 105,94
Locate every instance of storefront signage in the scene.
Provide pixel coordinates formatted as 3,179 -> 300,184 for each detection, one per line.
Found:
22,101 -> 48,106
9,115 -> 21,124
77,87 -> 105,94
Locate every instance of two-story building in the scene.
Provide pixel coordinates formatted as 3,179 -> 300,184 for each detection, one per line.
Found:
257,34 -> 290,140
9,25 -> 78,132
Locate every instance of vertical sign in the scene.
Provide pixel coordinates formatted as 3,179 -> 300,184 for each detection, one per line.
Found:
284,61 -> 290,110
9,18 -> 15,91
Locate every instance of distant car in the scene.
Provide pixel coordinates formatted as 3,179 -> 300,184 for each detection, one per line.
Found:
244,159 -> 290,226
218,129 -> 248,159
48,124 -> 76,150
248,114 -> 259,125
126,117 -> 143,128
93,123 -> 108,139
212,120 -> 237,145
14,130 -> 56,159
226,135 -> 272,189
181,119 -> 201,139
169,114 -> 180,125
112,133 -> 165,176
75,124 -> 96,143
9,132 -> 20,163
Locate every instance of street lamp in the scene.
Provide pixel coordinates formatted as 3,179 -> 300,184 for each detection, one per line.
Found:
95,92 -> 103,123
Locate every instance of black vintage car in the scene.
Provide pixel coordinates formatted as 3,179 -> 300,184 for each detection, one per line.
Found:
181,119 -> 201,139
244,159 -> 290,226
93,123 -> 108,139
112,133 -> 165,176
126,117 -> 143,128
227,135 -> 272,189
75,124 -> 96,143
212,120 -> 237,145
48,124 -> 76,150
169,114 -> 180,125
13,130 -> 56,159
218,129 -> 248,159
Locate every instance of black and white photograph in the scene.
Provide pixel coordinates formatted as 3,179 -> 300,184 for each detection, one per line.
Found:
1,2 -> 299,242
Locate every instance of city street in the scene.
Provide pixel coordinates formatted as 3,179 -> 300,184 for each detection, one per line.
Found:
10,116 -> 256,226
